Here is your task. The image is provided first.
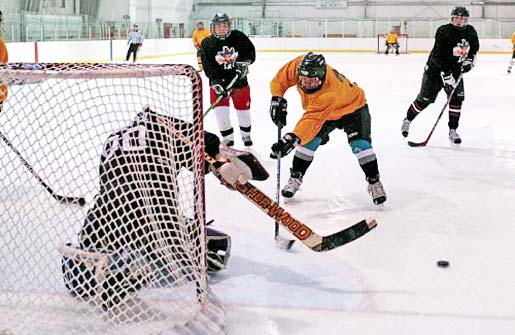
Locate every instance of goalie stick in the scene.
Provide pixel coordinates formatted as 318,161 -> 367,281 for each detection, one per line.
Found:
0,130 -> 86,206
205,153 -> 377,252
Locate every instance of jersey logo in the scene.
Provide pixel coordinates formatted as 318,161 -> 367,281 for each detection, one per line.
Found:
215,46 -> 239,69
453,39 -> 470,60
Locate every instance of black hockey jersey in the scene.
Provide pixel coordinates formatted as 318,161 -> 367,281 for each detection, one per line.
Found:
200,30 -> 256,89
79,110 -> 220,254
427,23 -> 479,76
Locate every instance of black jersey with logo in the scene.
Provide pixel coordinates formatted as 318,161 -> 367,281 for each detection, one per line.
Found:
200,29 -> 256,88
427,23 -> 479,76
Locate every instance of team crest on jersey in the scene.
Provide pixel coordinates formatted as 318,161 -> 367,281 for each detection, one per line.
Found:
215,46 -> 239,69
453,39 -> 470,59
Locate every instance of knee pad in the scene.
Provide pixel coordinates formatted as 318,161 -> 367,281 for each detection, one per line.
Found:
349,139 -> 372,154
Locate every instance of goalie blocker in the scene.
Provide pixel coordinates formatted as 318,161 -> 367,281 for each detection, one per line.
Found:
61,106 -> 268,311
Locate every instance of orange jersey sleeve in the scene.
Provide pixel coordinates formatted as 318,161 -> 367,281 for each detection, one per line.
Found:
511,32 -> 515,48
192,29 -> 211,50
0,38 -> 8,103
386,33 -> 398,44
270,55 -> 366,145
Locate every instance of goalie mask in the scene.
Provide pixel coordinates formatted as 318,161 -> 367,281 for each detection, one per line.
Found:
297,52 -> 326,94
210,12 -> 231,40
451,6 -> 469,29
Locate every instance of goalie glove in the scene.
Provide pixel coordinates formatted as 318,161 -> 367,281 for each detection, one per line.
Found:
235,61 -> 250,80
461,56 -> 476,73
218,152 -> 269,186
441,72 -> 458,89
270,132 -> 300,159
269,96 -> 288,127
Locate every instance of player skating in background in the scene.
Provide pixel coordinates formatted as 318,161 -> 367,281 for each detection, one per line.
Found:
384,30 -> 400,55
507,31 -> 515,74
401,6 -> 479,144
192,20 -> 211,71
268,52 -> 386,205
61,106 -> 268,311
125,24 -> 144,62
0,10 -> 8,113
200,12 -> 256,147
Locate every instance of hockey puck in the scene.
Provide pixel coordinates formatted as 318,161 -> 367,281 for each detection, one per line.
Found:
437,260 -> 450,268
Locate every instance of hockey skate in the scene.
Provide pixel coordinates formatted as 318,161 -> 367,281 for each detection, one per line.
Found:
449,129 -> 462,144
242,135 -> 253,147
367,177 -> 386,205
281,169 -> 303,198
401,118 -> 411,138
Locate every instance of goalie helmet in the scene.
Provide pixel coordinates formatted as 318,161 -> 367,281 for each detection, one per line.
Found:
210,12 -> 231,40
297,52 -> 326,94
451,6 -> 469,28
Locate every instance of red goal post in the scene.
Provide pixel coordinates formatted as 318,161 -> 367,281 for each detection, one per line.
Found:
377,34 -> 409,54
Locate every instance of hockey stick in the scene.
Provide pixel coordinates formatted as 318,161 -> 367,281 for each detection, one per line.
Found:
274,125 -> 295,250
205,153 -> 377,252
0,131 -> 86,206
203,73 -> 239,117
408,71 -> 464,147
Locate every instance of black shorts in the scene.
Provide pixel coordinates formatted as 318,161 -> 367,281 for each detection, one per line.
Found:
416,66 -> 465,104
317,104 -> 372,143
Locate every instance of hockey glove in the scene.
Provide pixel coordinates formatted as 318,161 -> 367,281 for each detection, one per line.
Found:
269,96 -> 288,127
441,72 -> 458,89
461,56 -> 476,73
235,61 -> 250,80
320,134 -> 330,145
211,80 -> 231,98
270,133 -> 300,159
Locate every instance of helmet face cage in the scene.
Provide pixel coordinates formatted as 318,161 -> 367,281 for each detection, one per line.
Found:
451,6 -> 469,27
297,52 -> 327,93
210,13 -> 231,40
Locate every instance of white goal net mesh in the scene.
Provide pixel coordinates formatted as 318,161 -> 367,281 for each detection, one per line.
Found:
0,63 -> 225,335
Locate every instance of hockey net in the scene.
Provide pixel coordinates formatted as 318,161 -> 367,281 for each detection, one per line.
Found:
377,34 -> 409,54
0,63 -> 225,335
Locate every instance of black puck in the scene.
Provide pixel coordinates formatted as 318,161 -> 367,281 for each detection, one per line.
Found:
437,260 -> 449,268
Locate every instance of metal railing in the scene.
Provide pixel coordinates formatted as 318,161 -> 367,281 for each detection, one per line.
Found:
1,14 -> 514,42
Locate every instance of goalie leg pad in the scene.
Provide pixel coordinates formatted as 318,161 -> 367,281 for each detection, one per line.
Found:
206,227 -> 231,273
61,243 -> 98,301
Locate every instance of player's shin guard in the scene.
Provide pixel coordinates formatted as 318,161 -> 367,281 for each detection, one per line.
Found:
236,109 -> 252,146
448,102 -> 461,130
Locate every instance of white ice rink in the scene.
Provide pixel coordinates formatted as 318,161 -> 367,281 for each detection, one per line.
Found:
1,48 -> 514,335
145,51 -> 515,335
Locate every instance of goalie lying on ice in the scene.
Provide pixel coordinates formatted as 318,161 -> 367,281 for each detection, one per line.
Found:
61,106 -> 268,311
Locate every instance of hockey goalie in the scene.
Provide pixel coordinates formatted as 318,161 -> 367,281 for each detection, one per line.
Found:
61,106 -> 268,312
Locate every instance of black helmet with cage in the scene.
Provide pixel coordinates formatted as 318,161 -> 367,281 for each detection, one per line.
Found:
210,12 -> 231,40
451,6 -> 470,29
297,52 -> 327,93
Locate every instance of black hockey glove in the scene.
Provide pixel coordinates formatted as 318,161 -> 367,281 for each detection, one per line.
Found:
269,96 -> 288,127
461,56 -> 475,73
320,134 -> 330,145
235,61 -> 250,80
270,133 -> 300,159
441,72 -> 458,90
211,80 -> 231,98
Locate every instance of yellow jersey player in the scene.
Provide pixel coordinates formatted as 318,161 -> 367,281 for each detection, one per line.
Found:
268,52 -> 386,205
508,32 -> 515,74
192,21 -> 211,71
0,10 -> 8,112
385,31 -> 400,55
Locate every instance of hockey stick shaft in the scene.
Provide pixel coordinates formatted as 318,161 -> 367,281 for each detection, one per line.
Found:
0,131 -> 86,206
205,153 -> 376,252
274,126 -> 295,249
408,71 -> 464,147
203,74 -> 239,117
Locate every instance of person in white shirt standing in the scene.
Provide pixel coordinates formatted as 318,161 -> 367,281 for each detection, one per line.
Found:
126,24 -> 144,62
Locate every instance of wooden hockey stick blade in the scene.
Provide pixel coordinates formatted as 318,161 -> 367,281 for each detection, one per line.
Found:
407,140 -> 427,147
